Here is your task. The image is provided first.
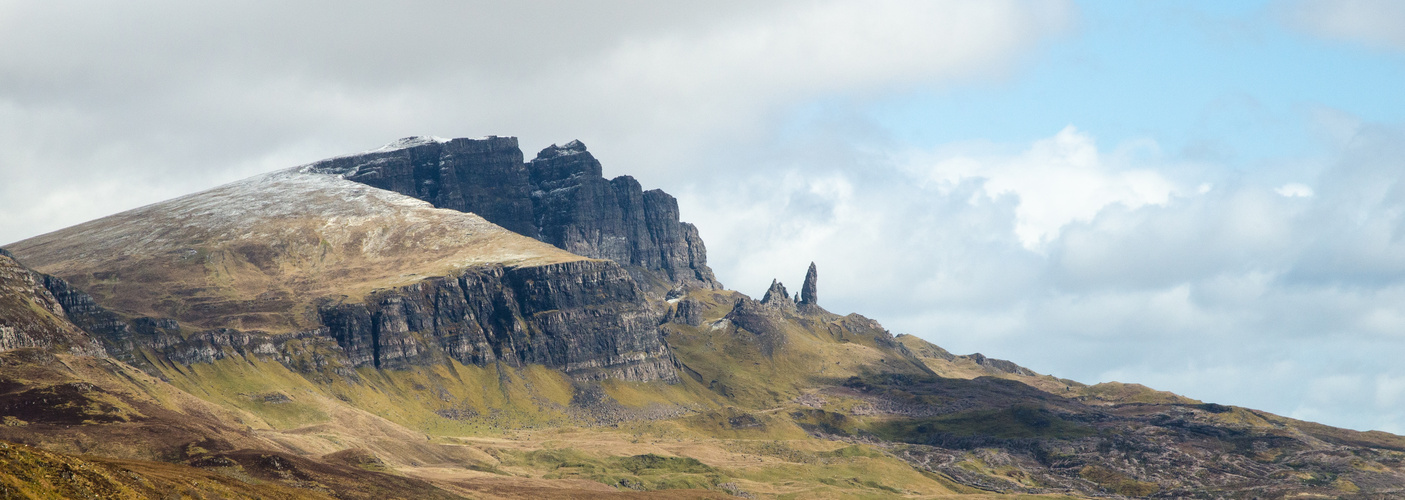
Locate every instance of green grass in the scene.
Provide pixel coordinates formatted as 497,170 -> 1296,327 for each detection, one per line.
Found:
493,448 -> 728,492
788,408 -> 862,436
734,458 -> 955,499
678,407 -> 811,440
159,356 -> 329,430
152,344 -> 728,439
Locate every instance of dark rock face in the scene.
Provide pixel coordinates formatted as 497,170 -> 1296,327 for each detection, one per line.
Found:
317,260 -> 678,382
306,136 -> 538,237
799,262 -> 818,307
304,137 -> 719,290
665,297 -> 705,327
9,136 -> 705,384
30,256 -> 677,383
34,278 -> 366,376
37,274 -> 142,362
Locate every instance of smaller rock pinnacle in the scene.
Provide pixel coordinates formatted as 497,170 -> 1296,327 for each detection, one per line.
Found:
761,279 -> 797,312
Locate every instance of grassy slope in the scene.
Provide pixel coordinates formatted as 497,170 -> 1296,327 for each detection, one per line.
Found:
664,290 -> 931,409
894,334 -> 1198,406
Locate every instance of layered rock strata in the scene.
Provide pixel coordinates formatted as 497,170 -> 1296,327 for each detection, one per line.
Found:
319,260 -> 679,382
304,137 -> 719,290
29,258 -> 677,382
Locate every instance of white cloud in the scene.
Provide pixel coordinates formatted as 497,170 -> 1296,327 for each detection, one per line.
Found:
908,126 -> 1181,249
686,118 -> 1405,432
1285,0 -> 1405,52
1275,183 -> 1314,197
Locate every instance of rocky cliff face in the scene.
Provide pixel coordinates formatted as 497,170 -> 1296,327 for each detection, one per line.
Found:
30,257 -> 678,383
319,259 -> 678,382
306,136 -> 539,237
35,272 -> 141,362
304,137 -> 719,290
0,251 -> 105,356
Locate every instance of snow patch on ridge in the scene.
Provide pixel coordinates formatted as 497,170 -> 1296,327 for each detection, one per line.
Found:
371,136 -> 453,152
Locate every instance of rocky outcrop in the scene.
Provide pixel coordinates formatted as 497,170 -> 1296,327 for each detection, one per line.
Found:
36,273 -> 146,363
304,137 -> 719,290
531,143 -> 716,289
799,262 -> 818,307
318,260 -> 679,382
32,272 -> 307,370
760,280 -> 796,313
6,138 -> 688,384
963,353 -> 1037,377
0,252 -> 105,357
760,263 -> 822,314
664,297 -> 705,326
723,297 -> 788,357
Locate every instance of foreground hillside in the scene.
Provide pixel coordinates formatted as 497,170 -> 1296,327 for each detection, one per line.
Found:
3,137 -> 1404,499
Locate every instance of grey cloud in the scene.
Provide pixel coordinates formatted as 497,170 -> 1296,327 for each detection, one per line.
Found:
1,0 -> 1071,245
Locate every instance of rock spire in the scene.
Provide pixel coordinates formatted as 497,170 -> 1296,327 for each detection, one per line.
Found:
799,262 -> 818,306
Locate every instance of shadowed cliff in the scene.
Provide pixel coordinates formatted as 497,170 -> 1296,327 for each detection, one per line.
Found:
303,137 -> 719,292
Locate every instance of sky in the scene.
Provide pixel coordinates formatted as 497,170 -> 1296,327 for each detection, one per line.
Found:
3,0 -> 1405,433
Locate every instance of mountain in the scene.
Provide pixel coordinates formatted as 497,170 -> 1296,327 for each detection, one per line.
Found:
301,136 -> 719,292
3,136 -> 1405,499
5,164 -> 678,383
